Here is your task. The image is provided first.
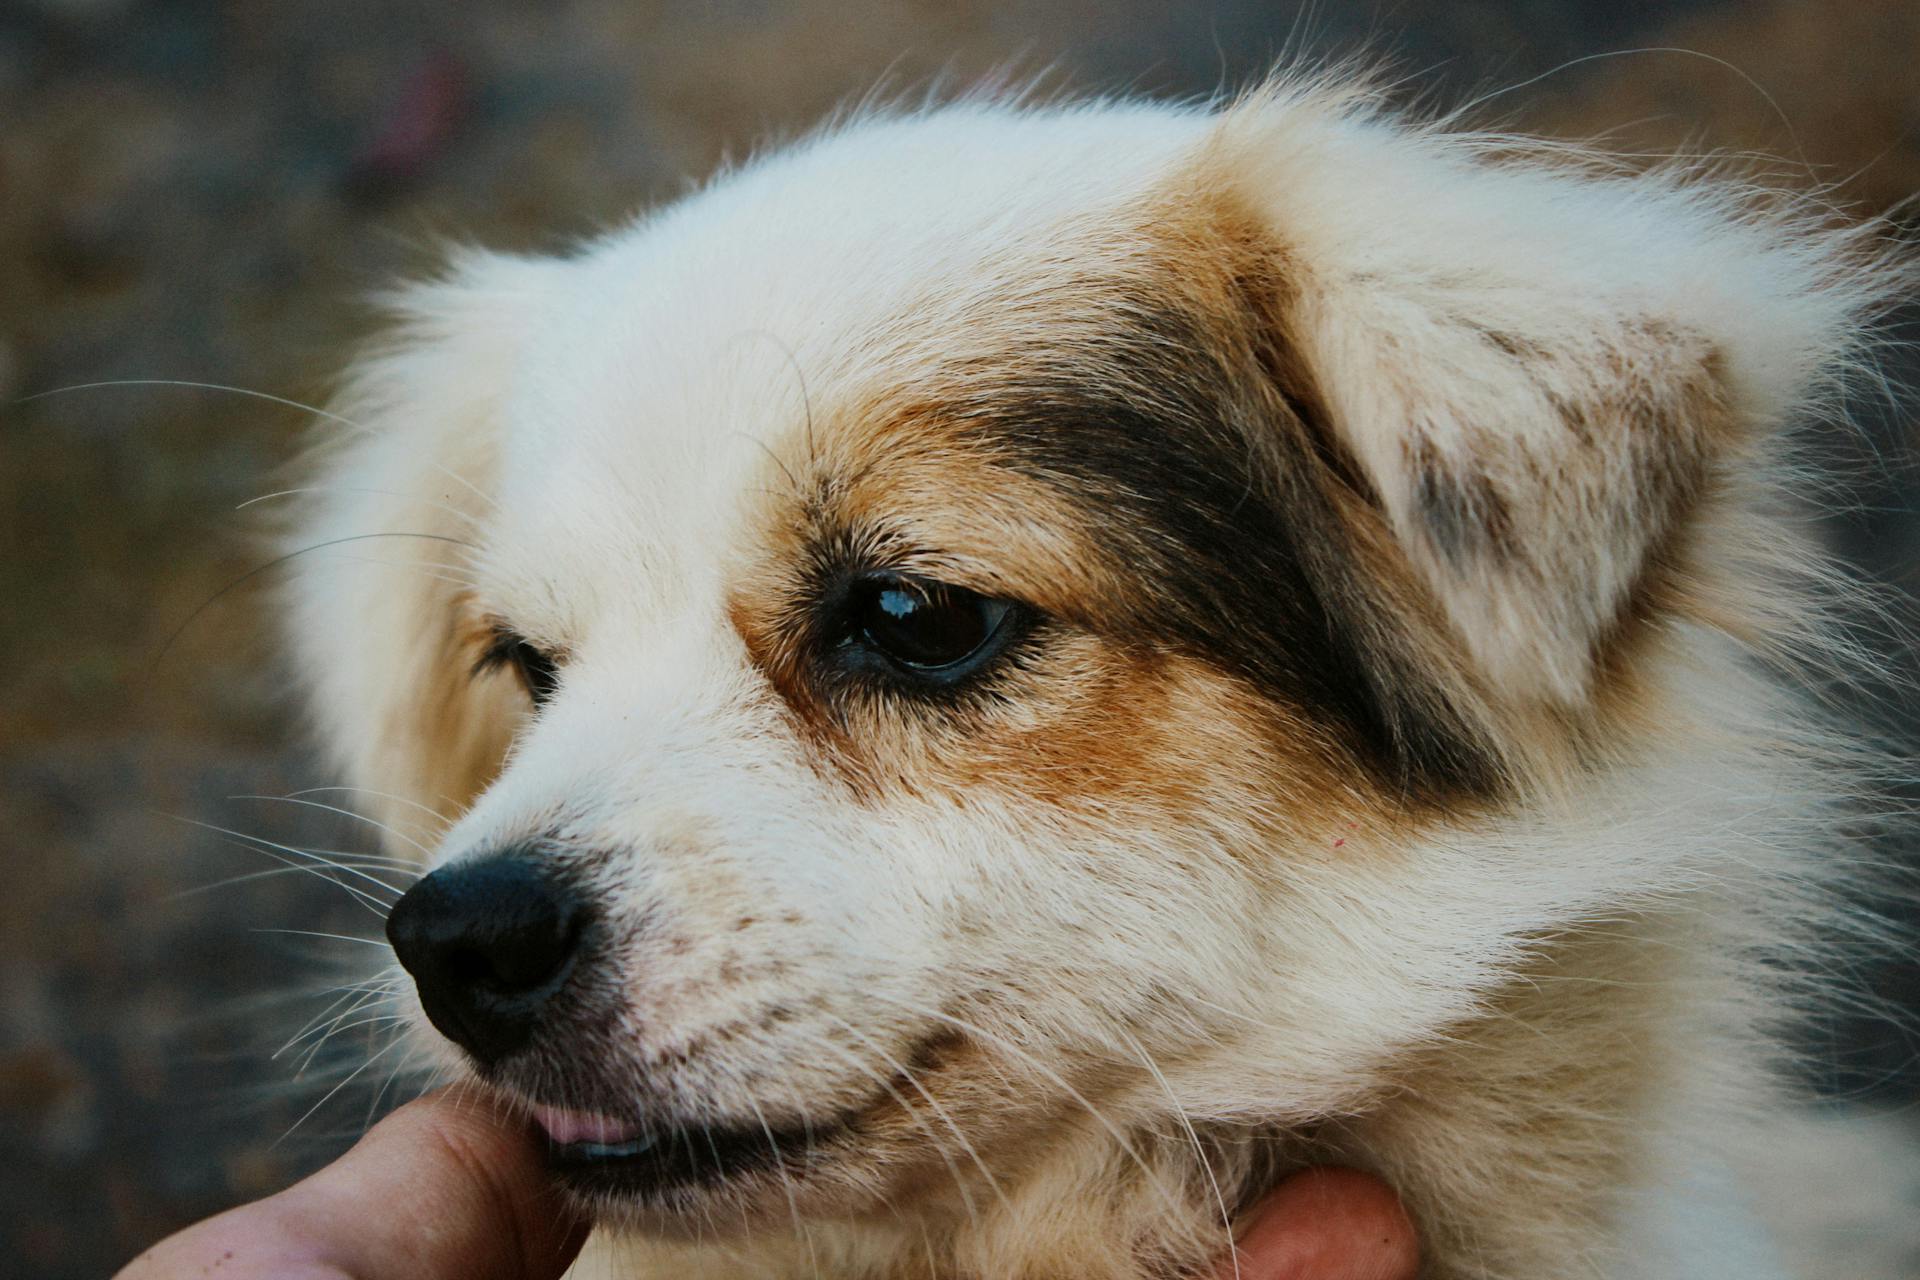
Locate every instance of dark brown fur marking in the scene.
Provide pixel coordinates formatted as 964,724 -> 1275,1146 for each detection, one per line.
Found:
732,200 -> 1509,807
1409,435 -> 1517,569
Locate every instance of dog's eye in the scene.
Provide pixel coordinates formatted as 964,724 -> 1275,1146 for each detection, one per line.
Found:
474,628 -> 560,706
842,575 -> 1014,677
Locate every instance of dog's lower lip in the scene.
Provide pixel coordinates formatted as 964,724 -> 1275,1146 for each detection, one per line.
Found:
537,1108 -> 855,1197
554,1132 -> 660,1161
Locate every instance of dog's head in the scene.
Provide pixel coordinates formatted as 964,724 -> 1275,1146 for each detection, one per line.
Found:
288,83 -> 1876,1241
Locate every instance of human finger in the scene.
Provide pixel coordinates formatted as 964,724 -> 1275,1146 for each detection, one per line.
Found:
1213,1166 -> 1419,1280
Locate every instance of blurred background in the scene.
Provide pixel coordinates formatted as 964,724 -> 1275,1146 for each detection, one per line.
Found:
2,2 -> 1916,1275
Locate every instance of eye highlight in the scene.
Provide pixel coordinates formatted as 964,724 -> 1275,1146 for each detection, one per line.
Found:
836,573 -> 1019,683
473,625 -> 560,706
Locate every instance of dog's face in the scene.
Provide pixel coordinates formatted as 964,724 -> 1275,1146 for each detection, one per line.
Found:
291,87 -> 1864,1237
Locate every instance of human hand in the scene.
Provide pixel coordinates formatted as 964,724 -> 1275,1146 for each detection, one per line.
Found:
115,1088 -> 589,1280
117,1090 -> 1415,1279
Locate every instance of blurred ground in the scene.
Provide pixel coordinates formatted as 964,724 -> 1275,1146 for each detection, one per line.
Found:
1,2 -> 1916,1276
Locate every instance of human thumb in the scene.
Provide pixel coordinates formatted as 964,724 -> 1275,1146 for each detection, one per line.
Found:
118,1086 -> 589,1280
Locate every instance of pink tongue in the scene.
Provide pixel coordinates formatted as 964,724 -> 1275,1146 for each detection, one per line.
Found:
530,1104 -> 644,1147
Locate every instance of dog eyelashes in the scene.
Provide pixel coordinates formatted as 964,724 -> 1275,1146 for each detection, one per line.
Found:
473,624 -> 561,705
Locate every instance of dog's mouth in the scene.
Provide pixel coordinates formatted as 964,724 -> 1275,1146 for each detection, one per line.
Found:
502,1028 -> 975,1204
529,1101 -> 853,1199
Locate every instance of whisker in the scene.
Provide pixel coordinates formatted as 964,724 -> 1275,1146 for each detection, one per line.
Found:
732,432 -> 803,500
284,1000 -> 407,1073
288,846 -> 422,870
168,857 -> 413,901
362,1036 -> 437,1130
323,553 -> 482,592
174,823 -> 395,916
276,987 -> 384,1060
198,822 -> 408,898
286,785 -> 459,835
797,1027 -> 985,1232
819,1011 -> 1013,1220
291,1012 -> 410,1066
1116,1027 -> 1238,1278
250,927 -> 391,948
151,531 -> 477,672
736,1086 -> 819,1273
728,328 -> 818,471
275,1037 -> 407,1146
278,977 -> 404,1059
291,995 -> 391,1076
860,990 -> 1190,1220
229,793 -> 438,860
17,378 -> 365,429
235,485 -> 484,530
752,1044 -> 836,1262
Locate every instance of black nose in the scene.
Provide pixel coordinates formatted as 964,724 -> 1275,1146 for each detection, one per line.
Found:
385,854 -> 585,1066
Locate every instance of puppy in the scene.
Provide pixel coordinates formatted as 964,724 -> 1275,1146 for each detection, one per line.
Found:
284,75 -> 1910,1279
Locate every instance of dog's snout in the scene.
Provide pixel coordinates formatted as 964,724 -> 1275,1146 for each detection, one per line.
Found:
386,854 -> 586,1065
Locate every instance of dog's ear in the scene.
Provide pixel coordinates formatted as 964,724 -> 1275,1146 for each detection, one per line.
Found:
1280,283 -> 1733,707
285,250 -> 554,851
1202,90 -> 1872,712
